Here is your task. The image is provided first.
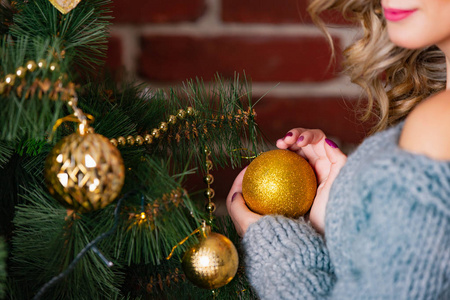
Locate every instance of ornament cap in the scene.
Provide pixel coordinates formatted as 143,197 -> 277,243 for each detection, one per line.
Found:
200,220 -> 211,238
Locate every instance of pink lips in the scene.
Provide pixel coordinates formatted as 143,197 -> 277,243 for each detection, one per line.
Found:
383,7 -> 418,21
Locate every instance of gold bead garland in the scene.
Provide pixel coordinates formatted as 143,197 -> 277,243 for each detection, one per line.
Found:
204,147 -> 216,219
0,60 -> 75,101
109,107 -> 257,148
110,107 -> 196,147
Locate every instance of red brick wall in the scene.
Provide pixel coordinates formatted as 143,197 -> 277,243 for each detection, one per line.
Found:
107,0 -> 368,204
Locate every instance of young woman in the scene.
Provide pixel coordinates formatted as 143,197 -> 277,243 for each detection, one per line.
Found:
227,1 -> 450,298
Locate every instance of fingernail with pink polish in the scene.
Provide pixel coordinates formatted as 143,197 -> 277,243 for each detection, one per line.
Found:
284,132 -> 293,139
231,192 -> 239,202
297,136 -> 304,143
325,138 -> 338,148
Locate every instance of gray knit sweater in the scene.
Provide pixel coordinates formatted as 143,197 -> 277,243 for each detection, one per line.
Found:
243,123 -> 450,299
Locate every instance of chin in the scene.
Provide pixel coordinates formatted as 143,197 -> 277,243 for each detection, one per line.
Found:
388,34 -> 428,50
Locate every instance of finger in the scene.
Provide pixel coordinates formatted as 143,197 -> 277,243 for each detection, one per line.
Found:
276,128 -> 307,149
286,129 -> 326,155
226,167 -> 247,213
275,139 -> 307,159
323,138 -> 347,182
296,129 -> 326,147
228,192 -> 261,236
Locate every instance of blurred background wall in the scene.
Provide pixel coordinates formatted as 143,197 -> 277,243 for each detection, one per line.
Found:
105,0 -> 370,207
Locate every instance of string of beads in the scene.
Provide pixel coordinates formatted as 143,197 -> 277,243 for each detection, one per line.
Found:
109,107 -> 256,147
0,60 -> 75,100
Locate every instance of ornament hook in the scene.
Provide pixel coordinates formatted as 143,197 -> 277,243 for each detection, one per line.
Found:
166,219 -> 210,260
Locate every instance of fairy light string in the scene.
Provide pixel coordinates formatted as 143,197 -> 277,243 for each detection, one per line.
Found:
32,190 -> 138,300
126,188 -> 186,229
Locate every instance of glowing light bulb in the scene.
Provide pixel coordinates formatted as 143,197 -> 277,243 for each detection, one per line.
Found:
56,154 -> 63,163
140,212 -> 146,219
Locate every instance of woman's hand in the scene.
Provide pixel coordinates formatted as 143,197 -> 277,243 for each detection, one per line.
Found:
226,128 -> 347,237
276,129 -> 347,234
226,168 -> 262,237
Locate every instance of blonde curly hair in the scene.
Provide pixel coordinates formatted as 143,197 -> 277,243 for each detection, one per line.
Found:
308,0 -> 446,133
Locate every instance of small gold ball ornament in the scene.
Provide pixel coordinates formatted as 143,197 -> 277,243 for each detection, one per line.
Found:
182,225 -> 239,289
44,127 -> 125,213
242,149 -> 317,217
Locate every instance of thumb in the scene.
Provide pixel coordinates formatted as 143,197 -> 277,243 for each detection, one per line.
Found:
324,138 -> 347,182
228,192 -> 261,236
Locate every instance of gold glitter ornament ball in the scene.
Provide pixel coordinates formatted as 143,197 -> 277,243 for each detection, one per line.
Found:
44,131 -> 125,213
242,149 -> 317,217
182,226 -> 239,290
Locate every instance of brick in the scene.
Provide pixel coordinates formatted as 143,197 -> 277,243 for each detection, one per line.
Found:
254,96 -> 371,145
138,35 -> 340,83
105,35 -> 123,71
111,0 -> 206,24
222,0 -> 350,25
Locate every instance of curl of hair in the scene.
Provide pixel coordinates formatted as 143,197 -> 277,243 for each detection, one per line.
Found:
307,0 -> 446,133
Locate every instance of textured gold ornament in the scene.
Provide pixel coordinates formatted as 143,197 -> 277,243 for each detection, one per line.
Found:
44,130 -> 125,213
182,225 -> 238,289
242,149 -> 317,217
49,0 -> 82,14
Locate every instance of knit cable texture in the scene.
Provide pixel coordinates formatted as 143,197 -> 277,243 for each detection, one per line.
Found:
243,216 -> 336,299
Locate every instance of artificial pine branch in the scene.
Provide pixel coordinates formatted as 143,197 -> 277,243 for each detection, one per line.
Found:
0,37 -> 71,141
0,237 -> 5,299
120,217 -> 258,300
0,140 -> 14,168
9,0 -> 112,74
1,0 -> 267,298
10,186 -> 123,299
0,0 -> 15,36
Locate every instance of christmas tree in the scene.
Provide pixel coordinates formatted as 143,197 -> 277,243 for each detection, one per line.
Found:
0,0 -> 265,298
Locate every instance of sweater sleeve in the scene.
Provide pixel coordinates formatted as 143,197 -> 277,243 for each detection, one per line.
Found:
242,215 -> 336,299
346,152 -> 450,299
